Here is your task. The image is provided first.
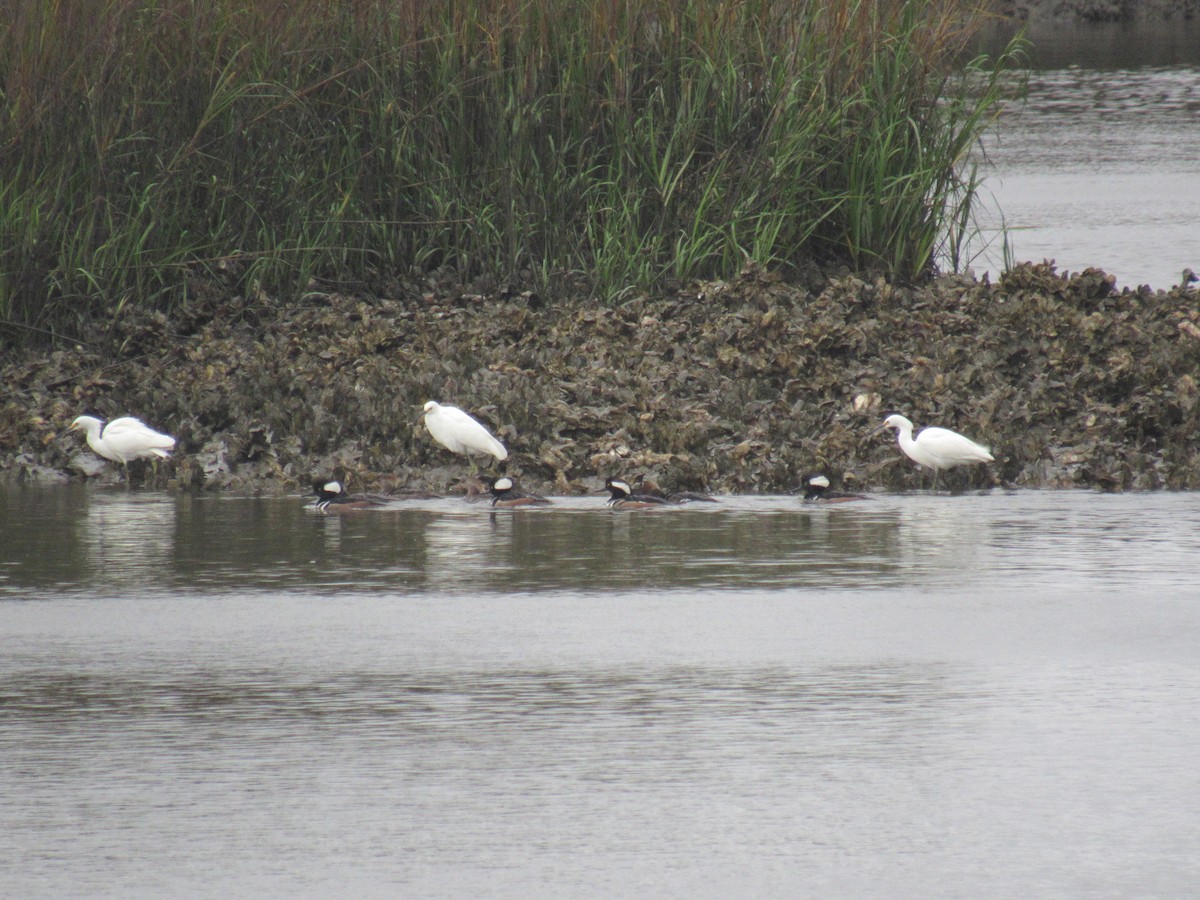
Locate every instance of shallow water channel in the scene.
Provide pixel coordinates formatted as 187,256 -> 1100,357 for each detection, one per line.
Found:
970,25 -> 1200,290
2,486 -> 1198,897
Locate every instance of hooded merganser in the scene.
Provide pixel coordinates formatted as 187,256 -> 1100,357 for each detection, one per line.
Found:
639,477 -> 718,503
601,477 -> 673,509
795,473 -> 870,503
483,475 -> 552,507
311,479 -> 392,511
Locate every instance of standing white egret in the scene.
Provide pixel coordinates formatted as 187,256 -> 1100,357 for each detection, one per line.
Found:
69,415 -> 176,482
420,401 -> 508,472
878,413 -> 993,490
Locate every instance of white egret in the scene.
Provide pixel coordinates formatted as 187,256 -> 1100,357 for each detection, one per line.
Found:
69,415 -> 176,481
878,413 -> 993,490
420,401 -> 508,472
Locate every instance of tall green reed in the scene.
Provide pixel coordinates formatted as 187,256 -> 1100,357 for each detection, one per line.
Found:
0,0 -> 1019,345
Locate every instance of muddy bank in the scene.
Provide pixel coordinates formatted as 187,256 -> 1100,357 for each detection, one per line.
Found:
3,262 -> 1200,495
980,0 -> 1200,69
992,0 -> 1200,25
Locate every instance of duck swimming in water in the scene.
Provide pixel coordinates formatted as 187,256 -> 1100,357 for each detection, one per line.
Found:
311,479 -> 393,511
795,473 -> 870,503
639,477 -> 718,503
482,475 -> 552,508
601,477 -> 673,509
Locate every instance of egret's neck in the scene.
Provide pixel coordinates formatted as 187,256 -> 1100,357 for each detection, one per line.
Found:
83,424 -> 105,452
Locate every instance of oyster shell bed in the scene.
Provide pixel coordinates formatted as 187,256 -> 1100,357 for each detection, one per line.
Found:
4,261 -> 1200,494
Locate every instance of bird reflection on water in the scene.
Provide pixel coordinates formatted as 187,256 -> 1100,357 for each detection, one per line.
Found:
10,491 -> 1200,599
77,494 -> 177,585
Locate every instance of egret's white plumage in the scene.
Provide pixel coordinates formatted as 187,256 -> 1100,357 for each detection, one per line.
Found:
70,415 -> 176,477
421,401 -> 507,470
879,414 -> 993,483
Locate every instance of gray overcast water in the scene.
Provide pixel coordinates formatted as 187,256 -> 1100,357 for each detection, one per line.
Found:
2,487 -> 1198,898
969,27 -> 1200,289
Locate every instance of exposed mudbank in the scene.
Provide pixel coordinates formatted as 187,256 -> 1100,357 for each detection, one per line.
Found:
981,0 -> 1200,70
992,0 -> 1200,25
3,262 -> 1200,495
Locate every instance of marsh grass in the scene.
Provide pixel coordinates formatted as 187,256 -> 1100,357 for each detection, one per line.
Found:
0,0 -> 1020,344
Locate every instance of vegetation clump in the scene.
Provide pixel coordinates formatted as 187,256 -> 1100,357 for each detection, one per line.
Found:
1,0 -> 1015,343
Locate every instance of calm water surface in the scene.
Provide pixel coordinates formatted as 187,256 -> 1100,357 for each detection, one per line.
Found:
971,26 -> 1200,290
2,486 -> 1198,898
